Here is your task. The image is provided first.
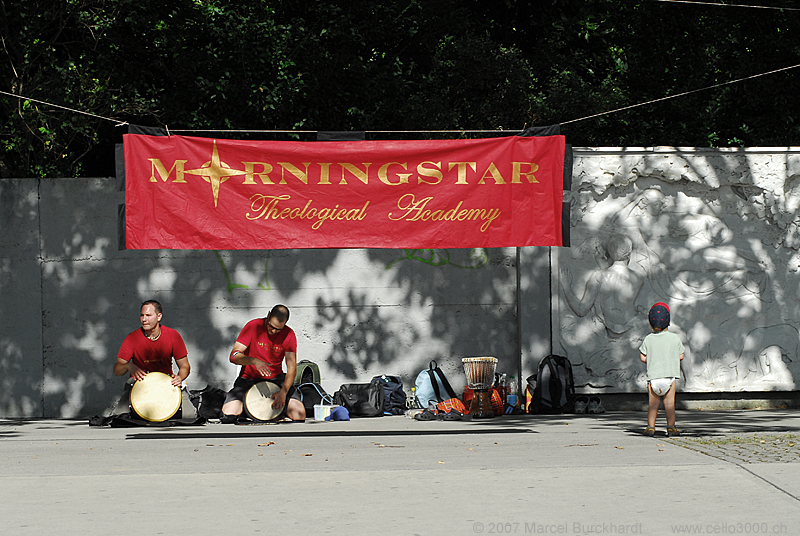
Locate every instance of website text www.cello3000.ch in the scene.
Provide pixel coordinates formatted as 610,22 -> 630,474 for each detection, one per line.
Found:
671,522 -> 788,534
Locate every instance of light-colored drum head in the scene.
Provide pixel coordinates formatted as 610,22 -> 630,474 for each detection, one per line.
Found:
244,381 -> 282,421
130,372 -> 181,422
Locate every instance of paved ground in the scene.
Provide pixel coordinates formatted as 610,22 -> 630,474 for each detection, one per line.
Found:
671,433 -> 800,464
2,410 -> 800,535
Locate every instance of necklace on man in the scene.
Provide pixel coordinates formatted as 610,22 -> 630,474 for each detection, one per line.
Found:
148,327 -> 161,341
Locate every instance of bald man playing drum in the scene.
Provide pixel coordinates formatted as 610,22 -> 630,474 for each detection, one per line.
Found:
220,304 -> 306,423
113,300 -> 191,417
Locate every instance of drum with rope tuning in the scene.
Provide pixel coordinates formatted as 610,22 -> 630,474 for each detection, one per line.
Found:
462,357 -> 498,419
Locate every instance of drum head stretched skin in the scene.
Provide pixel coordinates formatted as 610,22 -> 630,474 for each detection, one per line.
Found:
130,372 -> 182,422
462,357 -> 498,389
244,381 -> 282,421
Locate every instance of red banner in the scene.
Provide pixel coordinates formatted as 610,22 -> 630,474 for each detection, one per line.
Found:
123,134 -> 565,249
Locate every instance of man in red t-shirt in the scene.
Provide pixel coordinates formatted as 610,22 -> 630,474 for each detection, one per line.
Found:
114,300 -> 190,383
113,300 -> 191,413
221,304 -> 305,422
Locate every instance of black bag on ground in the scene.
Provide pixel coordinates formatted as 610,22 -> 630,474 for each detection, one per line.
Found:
297,382 -> 334,417
528,355 -> 576,414
371,375 -> 407,415
88,412 -> 198,427
333,382 -> 385,417
188,385 -> 227,419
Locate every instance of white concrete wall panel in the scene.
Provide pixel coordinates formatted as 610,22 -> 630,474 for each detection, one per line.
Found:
556,148 -> 800,394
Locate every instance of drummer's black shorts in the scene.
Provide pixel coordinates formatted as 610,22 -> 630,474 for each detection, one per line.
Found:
224,374 -> 301,412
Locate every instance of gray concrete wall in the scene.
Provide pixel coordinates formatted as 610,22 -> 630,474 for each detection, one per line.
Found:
557,147 -> 800,395
7,146 -> 800,417
1,176 -> 550,417
0,179 -> 42,417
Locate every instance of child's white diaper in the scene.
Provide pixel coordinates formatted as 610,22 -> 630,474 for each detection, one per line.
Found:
649,378 -> 676,396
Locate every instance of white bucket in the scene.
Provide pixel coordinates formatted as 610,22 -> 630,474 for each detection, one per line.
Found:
313,404 -> 339,421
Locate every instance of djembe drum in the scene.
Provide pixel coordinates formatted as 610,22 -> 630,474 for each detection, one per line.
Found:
243,381 -> 282,422
462,357 -> 498,419
130,372 -> 182,422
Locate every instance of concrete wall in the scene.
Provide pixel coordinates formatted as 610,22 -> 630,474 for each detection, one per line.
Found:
6,146 -> 800,417
1,176 -> 551,417
0,179 -> 42,416
557,147 -> 800,395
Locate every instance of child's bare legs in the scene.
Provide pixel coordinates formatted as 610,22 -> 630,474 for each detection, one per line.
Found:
647,381 -> 678,429
663,380 -> 677,428
647,385 -> 661,428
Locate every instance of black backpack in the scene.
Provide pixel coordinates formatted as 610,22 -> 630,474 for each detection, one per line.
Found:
296,382 -> 334,418
188,385 -> 227,419
528,355 -> 575,414
371,375 -> 407,415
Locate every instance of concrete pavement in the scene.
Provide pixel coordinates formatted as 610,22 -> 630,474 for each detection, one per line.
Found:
2,410 -> 800,535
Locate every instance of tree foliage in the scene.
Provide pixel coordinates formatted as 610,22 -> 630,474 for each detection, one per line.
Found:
2,0 -> 800,178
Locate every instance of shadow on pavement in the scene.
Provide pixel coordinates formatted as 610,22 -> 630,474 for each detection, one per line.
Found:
125,427 -> 538,440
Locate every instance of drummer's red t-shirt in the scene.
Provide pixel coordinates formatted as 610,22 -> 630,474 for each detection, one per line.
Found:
235,318 -> 298,380
117,326 -> 188,376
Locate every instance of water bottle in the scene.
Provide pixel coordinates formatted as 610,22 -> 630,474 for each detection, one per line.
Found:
408,386 -> 421,409
508,375 -> 518,407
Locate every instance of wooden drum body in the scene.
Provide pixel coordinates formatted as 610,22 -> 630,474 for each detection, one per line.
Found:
130,372 -> 182,422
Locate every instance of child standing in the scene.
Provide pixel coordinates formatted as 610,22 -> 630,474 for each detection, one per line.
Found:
639,302 -> 684,437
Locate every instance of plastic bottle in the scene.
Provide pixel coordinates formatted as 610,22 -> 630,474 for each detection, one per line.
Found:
408,386 -> 421,409
498,373 -> 508,405
508,375 -> 518,407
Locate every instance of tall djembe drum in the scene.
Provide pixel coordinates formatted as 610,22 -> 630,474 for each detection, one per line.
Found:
462,357 -> 498,419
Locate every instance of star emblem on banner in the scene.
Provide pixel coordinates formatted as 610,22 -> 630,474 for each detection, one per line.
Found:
183,140 -> 247,207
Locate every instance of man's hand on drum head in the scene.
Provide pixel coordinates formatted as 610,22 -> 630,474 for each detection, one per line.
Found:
128,363 -> 148,381
170,374 -> 183,387
271,388 -> 287,410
